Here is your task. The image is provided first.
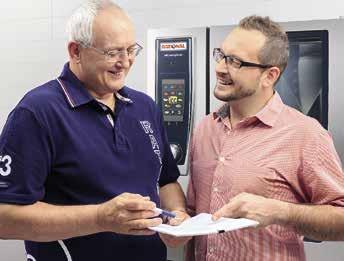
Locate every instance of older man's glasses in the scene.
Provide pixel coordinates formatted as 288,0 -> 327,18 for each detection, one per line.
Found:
82,43 -> 143,62
213,48 -> 272,69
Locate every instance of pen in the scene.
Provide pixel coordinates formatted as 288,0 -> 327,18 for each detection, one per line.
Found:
154,207 -> 176,218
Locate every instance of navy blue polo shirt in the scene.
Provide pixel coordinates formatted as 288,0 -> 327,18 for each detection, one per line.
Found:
0,63 -> 180,261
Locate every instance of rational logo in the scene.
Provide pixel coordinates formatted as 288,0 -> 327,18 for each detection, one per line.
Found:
0,155 -> 12,177
160,42 -> 187,51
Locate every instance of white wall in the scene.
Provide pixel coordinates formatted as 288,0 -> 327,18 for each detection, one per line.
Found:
1,0 -> 344,260
2,0 -> 344,130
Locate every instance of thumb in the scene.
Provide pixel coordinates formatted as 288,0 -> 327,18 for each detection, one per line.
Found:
212,206 -> 230,221
212,201 -> 240,221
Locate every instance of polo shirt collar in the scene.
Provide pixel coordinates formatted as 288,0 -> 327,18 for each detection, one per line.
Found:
213,91 -> 284,127
58,63 -> 133,108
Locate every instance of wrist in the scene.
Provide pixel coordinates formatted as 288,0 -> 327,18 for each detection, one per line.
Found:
95,203 -> 107,232
171,208 -> 188,214
275,200 -> 292,225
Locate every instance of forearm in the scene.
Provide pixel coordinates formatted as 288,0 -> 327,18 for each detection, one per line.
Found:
281,203 -> 344,241
0,202 -> 101,242
159,182 -> 186,212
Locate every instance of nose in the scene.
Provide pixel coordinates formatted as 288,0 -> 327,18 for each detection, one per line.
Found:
116,51 -> 132,68
215,59 -> 229,75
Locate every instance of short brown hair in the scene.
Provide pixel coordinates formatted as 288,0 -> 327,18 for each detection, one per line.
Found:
239,15 -> 289,74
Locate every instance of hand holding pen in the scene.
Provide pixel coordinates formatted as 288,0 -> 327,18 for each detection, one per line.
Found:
154,207 -> 177,218
157,209 -> 192,247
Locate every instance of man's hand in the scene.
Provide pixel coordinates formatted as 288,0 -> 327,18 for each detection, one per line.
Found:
96,193 -> 162,235
159,210 -> 192,248
212,192 -> 289,227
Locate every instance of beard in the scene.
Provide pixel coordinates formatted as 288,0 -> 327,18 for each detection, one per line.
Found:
214,81 -> 256,102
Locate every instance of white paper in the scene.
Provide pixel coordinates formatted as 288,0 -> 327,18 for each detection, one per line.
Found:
149,213 -> 259,237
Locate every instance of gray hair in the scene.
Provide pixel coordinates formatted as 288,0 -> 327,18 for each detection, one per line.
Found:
239,15 -> 289,74
66,0 -> 122,46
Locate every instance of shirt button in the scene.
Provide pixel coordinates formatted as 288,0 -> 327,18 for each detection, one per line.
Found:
213,187 -> 219,192
219,156 -> 225,162
209,247 -> 215,254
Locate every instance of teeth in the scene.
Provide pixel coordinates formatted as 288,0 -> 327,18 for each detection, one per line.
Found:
109,71 -> 121,76
219,80 -> 232,85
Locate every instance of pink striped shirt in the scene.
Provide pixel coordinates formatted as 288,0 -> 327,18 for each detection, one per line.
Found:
187,93 -> 344,261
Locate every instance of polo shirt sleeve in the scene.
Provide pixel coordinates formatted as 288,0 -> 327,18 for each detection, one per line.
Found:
0,107 -> 51,204
156,107 -> 180,187
301,128 -> 344,206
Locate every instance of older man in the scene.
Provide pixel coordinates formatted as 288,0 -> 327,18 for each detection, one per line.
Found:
187,15 -> 344,260
0,1 -> 188,260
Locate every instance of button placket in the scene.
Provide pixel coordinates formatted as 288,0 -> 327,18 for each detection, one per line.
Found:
208,246 -> 214,254
207,234 -> 217,258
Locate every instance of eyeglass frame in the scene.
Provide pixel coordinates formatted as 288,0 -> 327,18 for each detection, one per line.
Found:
213,48 -> 272,69
80,42 -> 143,61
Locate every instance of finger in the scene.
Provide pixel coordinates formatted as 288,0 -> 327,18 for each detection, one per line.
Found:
125,210 -> 157,221
169,214 -> 188,226
239,226 -> 257,233
116,209 -> 156,223
120,193 -> 145,199
128,228 -> 157,236
253,223 -> 265,229
122,198 -> 156,211
127,217 -> 163,230
169,217 -> 184,226
212,200 -> 242,220
119,193 -> 151,202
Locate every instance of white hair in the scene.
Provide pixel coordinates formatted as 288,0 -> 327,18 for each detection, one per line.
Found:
66,0 -> 122,46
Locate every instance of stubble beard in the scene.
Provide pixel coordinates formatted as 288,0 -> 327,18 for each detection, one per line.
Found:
214,82 -> 256,102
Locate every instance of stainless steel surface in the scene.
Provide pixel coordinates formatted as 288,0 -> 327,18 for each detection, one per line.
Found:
147,27 -> 208,179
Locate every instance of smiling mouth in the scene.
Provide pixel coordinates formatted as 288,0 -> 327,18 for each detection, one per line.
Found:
108,70 -> 123,78
217,79 -> 233,86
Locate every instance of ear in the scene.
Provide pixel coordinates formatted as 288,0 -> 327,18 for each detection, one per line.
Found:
68,42 -> 82,63
262,66 -> 280,88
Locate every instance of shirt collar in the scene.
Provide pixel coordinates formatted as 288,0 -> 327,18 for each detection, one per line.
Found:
57,62 -> 133,109
213,103 -> 229,120
213,92 -> 285,127
255,92 -> 284,127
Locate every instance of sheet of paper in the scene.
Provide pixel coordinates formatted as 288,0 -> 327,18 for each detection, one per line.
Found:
149,213 -> 259,237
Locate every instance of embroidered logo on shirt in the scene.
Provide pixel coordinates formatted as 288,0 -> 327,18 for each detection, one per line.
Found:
0,155 -> 12,177
140,121 -> 162,164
